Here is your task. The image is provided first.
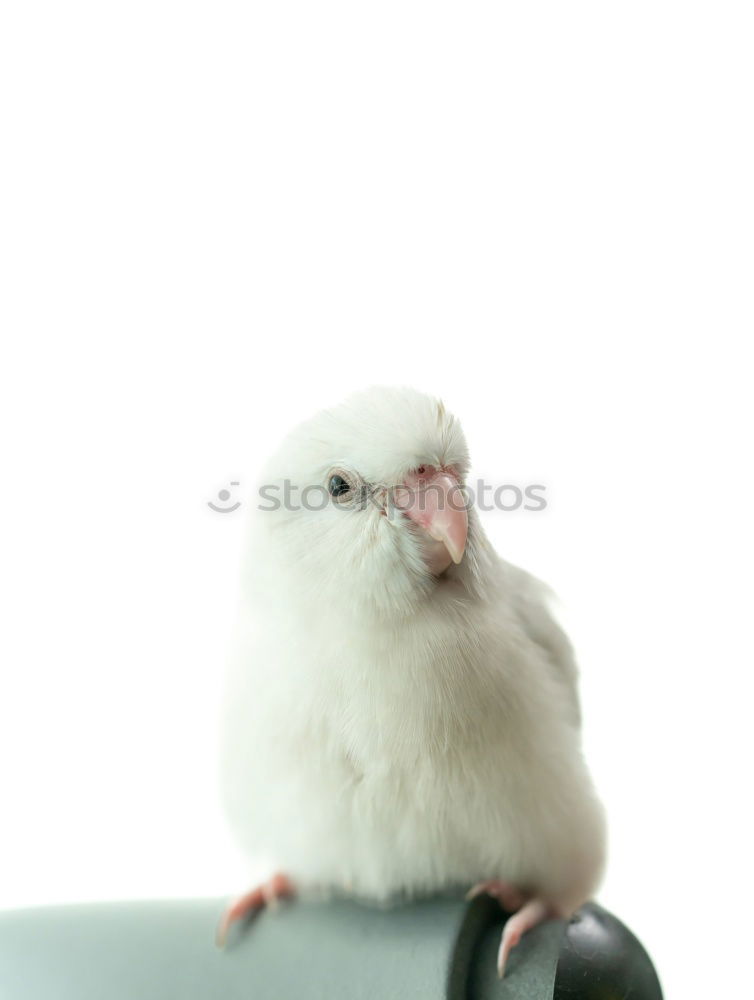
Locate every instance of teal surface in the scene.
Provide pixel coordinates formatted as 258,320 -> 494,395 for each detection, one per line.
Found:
0,896 -> 568,999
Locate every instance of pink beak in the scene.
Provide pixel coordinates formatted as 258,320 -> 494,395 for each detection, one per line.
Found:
397,467 -> 468,568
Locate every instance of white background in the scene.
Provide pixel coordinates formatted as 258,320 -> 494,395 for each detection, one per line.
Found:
1,3 -> 752,997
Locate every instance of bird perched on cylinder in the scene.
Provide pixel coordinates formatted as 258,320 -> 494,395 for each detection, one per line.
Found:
219,386 -> 606,977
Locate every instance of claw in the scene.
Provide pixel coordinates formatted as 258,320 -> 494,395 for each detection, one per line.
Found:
215,873 -> 295,948
496,898 -> 551,978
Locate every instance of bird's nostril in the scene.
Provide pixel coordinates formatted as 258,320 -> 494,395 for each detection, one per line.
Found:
417,465 -> 426,475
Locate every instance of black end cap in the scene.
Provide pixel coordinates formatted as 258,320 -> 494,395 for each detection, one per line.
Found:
554,902 -> 663,1000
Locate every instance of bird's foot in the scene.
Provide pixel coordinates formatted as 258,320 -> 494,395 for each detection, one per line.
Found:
466,880 -> 555,978
215,872 -> 295,948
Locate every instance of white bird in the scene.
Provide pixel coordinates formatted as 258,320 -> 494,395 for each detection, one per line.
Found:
218,386 -> 606,976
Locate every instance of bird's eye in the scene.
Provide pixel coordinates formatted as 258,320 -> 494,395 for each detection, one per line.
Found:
328,473 -> 352,500
327,468 -> 367,508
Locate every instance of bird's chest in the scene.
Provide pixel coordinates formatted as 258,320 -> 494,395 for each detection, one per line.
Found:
295,627 -> 522,841
315,710 -> 511,898
332,658 -> 487,772
325,663 -> 506,822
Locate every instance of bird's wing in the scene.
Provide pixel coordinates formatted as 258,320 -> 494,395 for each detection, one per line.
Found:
508,565 -> 582,727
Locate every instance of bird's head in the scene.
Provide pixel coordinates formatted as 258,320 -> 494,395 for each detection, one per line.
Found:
253,387 -> 490,619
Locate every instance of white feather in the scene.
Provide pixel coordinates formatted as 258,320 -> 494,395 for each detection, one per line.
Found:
221,387 -> 606,912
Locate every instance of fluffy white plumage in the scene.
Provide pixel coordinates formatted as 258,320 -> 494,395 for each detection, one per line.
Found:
221,386 -> 605,919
